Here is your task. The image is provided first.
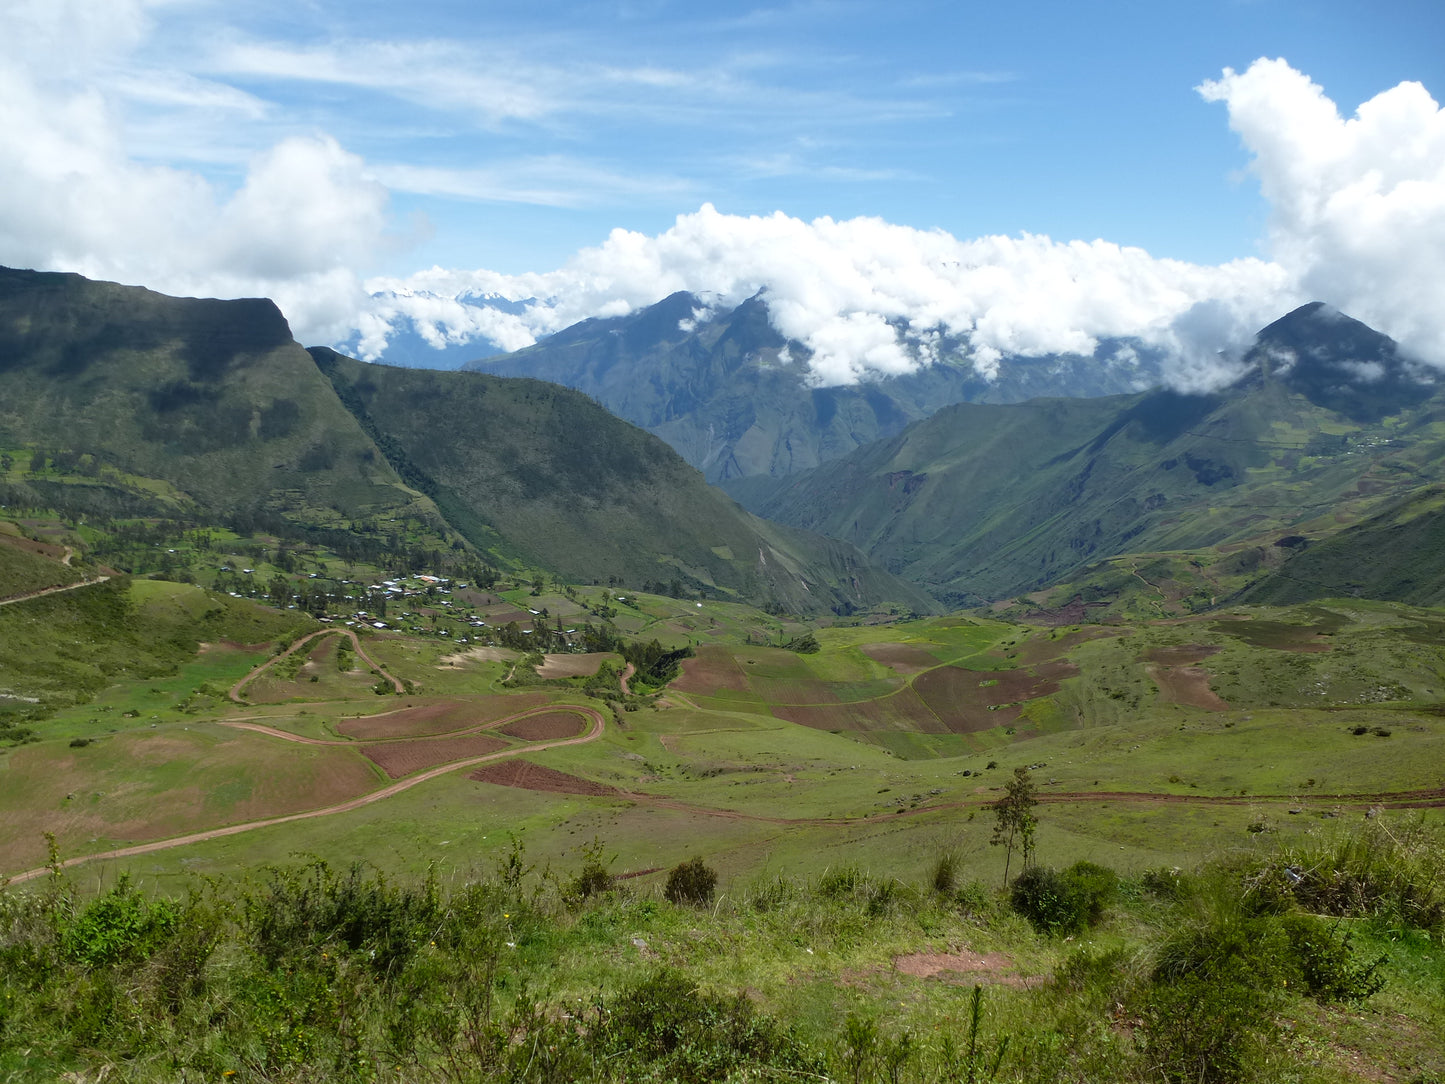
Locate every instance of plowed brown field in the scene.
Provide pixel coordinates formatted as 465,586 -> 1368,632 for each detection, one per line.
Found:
340,694 -> 552,739
469,760 -> 620,796
500,711 -> 588,740
364,734 -> 508,778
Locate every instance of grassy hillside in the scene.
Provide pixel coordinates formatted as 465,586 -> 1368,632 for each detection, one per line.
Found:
1239,486 -> 1445,607
735,374 -> 1445,607
2,593 -> 1442,1082
0,268 -> 438,541
313,348 -> 934,616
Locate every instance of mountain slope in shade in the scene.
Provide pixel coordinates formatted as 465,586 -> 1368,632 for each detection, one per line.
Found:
0,266 -> 432,533
0,266 -> 930,616
311,349 -> 936,615
1239,486 -> 1445,607
466,291 -> 1162,481
732,305 -> 1445,607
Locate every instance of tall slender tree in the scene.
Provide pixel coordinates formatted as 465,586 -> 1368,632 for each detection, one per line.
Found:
990,767 -> 1038,886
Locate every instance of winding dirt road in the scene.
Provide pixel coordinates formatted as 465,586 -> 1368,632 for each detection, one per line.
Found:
0,573 -> 110,608
229,627 -> 403,702
5,704 -> 604,885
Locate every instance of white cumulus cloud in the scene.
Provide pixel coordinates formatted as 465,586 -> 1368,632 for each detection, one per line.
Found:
0,1 -> 387,345
361,205 -> 1295,385
1200,58 -> 1445,366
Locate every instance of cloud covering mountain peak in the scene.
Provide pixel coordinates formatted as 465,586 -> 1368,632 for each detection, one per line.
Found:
359,62 -> 1445,388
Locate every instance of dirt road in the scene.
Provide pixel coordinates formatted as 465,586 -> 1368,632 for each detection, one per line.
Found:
229,627 -> 403,702
4,705 -> 604,885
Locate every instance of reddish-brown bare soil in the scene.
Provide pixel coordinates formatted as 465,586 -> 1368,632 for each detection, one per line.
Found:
860,643 -> 940,673
340,693 -> 552,739
1148,664 -> 1230,711
499,711 -> 587,741
0,533 -> 67,560
469,760 -> 620,796
1143,644 -> 1222,665
1015,627 -> 1119,665
892,949 -> 1029,988
364,734 -> 509,778
673,645 -> 753,695
773,686 -> 945,733
912,666 -> 1066,733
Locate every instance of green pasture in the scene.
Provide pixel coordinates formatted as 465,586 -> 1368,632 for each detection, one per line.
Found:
6,594 -> 1445,917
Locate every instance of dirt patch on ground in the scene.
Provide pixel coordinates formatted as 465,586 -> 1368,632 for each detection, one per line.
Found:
499,711 -> 588,740
0,533 -> 68,561
892,949 -> 1029,987
437,645 -> 519,668
673,645 -> 753,695
535,652 -> 618,679
913,666 -> 1062,733
1143,644 -> 1222,665
1148,663 -> 1230,711
773,686 -> 946,734
363,734 -> 509,778
1015,627 -> 1119,665
340,694 -> 552,740
469,760 -> 620,796
860,643 -> 939,673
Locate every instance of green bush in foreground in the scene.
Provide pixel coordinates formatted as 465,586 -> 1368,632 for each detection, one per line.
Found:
0,819 -> 1434,1083
663,857 -> 717,907
1009,860 -> 1118,935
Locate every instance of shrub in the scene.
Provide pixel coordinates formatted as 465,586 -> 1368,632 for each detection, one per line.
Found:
567,838 -> 615,903
932,851 -> 958,893
1010,861 -> 1118,935
62,875 -> 179,970
592,969 -> 821,1082
1138,909 -> 1288,1084
665,857 -> 718,907
1280,913 -> 1387,1002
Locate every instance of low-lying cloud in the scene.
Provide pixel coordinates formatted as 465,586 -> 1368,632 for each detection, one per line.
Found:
363,212 -> 1293,386
3,13 -> 1443,394
362,57 -> 1445,388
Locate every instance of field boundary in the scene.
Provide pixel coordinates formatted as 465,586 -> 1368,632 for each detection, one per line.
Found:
4,705 -> 605,885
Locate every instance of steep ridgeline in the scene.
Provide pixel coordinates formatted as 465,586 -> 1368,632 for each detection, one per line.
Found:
0,266 -> 928,615
730,304 -> 1445,607
0,266 -> 433,535
310,349 -> 935,615
466,292 -> 1161,482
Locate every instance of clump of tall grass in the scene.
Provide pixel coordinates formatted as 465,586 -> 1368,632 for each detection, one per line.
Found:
1247,813 -> 1444,932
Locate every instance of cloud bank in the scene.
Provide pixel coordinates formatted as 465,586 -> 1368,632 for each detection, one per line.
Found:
361,57 -> 1445,388
2,13 -> 1442,393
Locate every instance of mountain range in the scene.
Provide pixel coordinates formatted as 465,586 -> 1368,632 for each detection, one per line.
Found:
0,267 -> 929,616
725,303 -> 1445,607
5,265 -> 1443,618
465,291 -> 1162,482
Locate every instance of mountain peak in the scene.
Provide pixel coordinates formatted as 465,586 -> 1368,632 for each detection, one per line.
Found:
1242,302 -> 1433,421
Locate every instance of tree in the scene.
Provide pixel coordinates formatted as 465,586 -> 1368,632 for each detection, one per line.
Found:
990,767 -> 1038,886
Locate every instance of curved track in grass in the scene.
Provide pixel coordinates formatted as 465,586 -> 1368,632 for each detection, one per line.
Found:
229,627 -> 403,703
4,705 -> 604,885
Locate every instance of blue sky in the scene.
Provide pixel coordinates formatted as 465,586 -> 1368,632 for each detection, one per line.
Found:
3,0 -> 1444,383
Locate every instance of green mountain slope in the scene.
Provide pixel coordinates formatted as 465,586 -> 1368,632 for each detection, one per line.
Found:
311,349 -> 935,615
0,267 -> 927,615
0,267 -> 435,537
467,291 -> 1159,482
734,305 -> 1445,606
1239,486 -> 1445,607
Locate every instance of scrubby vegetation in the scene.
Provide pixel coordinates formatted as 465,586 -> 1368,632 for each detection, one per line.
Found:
2,817 -> 1440,1083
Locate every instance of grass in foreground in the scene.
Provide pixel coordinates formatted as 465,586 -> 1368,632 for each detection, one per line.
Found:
1,816 -> 1441,1083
